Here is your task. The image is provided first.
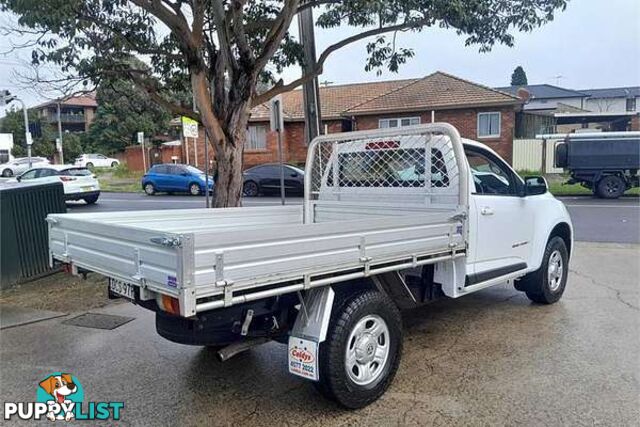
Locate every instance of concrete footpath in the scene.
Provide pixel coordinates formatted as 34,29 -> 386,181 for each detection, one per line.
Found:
0,242 -> 638,426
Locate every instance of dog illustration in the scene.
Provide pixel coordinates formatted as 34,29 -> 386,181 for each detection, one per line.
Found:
39,374 -> 77,421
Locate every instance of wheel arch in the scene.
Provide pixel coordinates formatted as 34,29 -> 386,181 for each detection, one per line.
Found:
549,222 -> 572,259
529,218 -> 573,272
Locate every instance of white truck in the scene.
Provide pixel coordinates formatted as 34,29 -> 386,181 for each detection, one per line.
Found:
48,124 -> 572,408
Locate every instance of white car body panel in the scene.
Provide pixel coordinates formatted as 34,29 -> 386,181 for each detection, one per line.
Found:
1,157 -> 50,176
74,154 -> 119,168
13,165 -> 100,199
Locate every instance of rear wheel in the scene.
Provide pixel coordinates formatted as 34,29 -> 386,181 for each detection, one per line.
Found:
596,175 -> 625,199
189,183 -> 201,196
84,195 -> 99,204
315,289 -> 402,409
243,181 -> 259,197
144,183 -> 156,195
515,236 -> 569,304
86,162 -> 94,169
2,168 -> 12,177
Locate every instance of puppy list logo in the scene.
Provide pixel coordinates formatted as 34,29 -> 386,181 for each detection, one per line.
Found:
3,372 -> 124,422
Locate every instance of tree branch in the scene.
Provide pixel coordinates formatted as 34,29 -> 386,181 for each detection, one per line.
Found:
253,18 -> 429,106
255,0 -> 300,71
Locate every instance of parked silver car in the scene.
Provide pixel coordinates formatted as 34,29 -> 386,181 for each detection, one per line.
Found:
0,157 -> 50,177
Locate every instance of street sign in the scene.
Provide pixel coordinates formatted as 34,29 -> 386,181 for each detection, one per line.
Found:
26,132 -> 33,146
137,131 -> 144,144
270,95 -> 284,132
181,117 -> 199,138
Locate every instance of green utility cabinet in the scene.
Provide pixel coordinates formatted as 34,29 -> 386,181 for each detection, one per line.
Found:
0,181 -> 66,289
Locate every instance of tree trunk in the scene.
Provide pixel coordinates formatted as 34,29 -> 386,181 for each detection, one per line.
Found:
191,70 -> 253,208
210,118 -> 246,208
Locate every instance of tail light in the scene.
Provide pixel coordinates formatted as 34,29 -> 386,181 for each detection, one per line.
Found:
158,294 -> 181,315
59,176 -> 77,182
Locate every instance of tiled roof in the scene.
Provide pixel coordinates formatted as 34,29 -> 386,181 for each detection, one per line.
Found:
345,72 -> 520,115
250,72 -> 520,121
580,87 -> 640,99
34,92 -> 98,109
250,78 -> 417,121
495,84 -> 588,99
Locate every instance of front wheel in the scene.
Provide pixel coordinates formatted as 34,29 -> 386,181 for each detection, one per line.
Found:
111,161 -> 118,168
189,183 -> 201,196
315,289 -> 402,409
515,236 -> 569,304
143,183 -> 156,195
243,181 -> 259,197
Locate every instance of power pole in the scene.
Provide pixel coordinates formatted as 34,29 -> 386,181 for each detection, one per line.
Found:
298,4 -> 322,143
56,102 -> 64,164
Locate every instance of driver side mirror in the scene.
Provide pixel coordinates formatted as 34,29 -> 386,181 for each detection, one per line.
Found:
522,176 -> 548,196
16,176 -> 21,182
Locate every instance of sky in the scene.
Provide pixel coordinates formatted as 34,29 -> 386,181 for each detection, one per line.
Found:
0,0 -> 639,116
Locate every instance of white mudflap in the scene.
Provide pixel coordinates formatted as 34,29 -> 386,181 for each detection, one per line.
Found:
288,336 -> 319,381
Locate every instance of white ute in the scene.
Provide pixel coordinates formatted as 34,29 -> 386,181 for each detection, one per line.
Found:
48,124 -> 572,408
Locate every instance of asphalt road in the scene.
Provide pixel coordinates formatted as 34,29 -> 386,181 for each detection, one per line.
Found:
1,242 -> 638,425
67,192 -> 640,244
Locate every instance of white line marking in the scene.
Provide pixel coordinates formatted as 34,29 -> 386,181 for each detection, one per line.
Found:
563,204 -> 639,209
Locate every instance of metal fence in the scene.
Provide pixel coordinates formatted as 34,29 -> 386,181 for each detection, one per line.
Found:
512,138 -> 564,174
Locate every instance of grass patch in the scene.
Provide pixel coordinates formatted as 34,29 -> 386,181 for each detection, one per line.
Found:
95,164 -> 143,193
548,182 -> 640,197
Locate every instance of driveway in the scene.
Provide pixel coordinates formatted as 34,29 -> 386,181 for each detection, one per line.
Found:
1,242 -> 637,425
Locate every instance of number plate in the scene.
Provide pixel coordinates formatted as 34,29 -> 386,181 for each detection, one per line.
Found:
108,278 -> 135,301
288,336 -> 319,381
82,186 -> 94,191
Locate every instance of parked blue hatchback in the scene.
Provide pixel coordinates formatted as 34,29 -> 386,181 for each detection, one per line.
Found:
142,164 -> 214,196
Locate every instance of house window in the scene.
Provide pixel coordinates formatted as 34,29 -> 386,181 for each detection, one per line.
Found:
378,117 -> 420,129
245,125 -> 267,150
626,98 -> 636,112
477,112 -> 501,138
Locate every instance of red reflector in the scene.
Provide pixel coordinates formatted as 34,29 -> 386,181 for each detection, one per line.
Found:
59,176 -> 76,182
161,295 -> 181,315
365,140 -> 400,150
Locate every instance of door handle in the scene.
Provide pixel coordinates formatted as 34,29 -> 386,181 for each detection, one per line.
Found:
480,206 -> 494,216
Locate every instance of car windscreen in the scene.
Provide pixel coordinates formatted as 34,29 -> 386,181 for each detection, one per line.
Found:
184,165 -> 204,175
60,168 -> 92,176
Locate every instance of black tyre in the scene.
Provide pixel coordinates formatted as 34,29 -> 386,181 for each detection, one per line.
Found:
243,181 -> 259,197
111,161 -> 118,167
2,168 -> 12,177
315,289 -> 402,409
84,195 -> 99,204
189,182 -> 201,196
86,162 -> 94,169
515,236 -> 569,304
596,175 -> 625,199
144,183 -> 156,195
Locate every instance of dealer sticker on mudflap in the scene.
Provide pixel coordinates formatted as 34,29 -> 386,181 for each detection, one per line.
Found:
288,337 -> 318,381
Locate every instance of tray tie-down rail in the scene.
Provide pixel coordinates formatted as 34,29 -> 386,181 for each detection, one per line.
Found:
196,227 -> 466,314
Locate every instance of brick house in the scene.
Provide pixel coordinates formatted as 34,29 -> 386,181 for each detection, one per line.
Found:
244,71 -> 521,165
125,72 -> 522,170
33,93 -> 98,133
